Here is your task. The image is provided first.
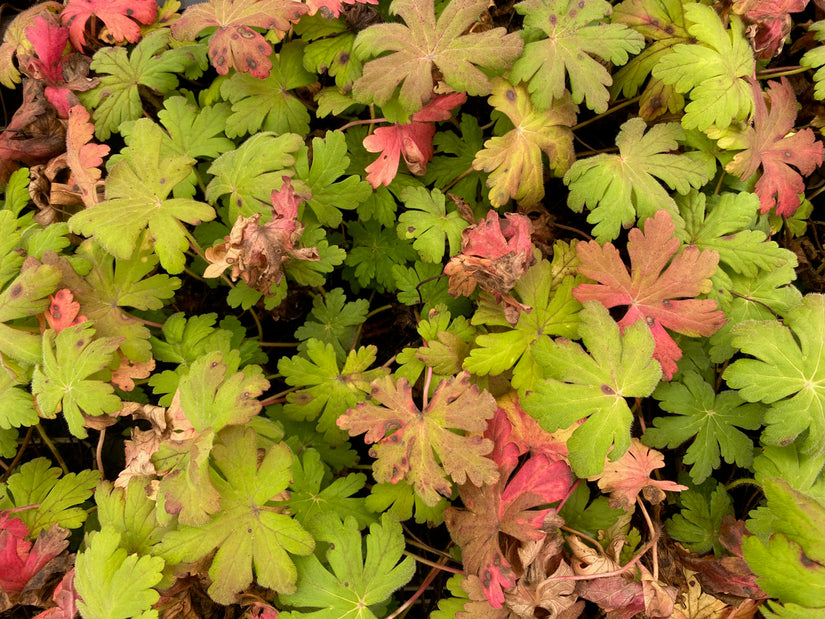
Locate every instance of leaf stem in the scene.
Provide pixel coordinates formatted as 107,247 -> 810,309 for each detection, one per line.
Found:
383,559 -> 445,619
550,538 -> 657,582
755,65 -> 807,79
259,341 -> 300,347
260,385 -> 299,407
365,304 -> 394,320
338,117 -> 388,132
636,497 -> 659,581
96,428 -> 106,477
422,365 -> 433,409
36,424 -> 69,476
403,551 -> 463,574
572,96 -> 641,132
1,426 -> 34,483
726,477 -> 759,491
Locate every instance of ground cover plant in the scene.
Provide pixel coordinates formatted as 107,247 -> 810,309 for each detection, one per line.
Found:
1,0 -> 825,616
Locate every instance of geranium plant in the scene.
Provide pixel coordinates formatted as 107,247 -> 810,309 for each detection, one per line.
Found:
1,0 -> 825,616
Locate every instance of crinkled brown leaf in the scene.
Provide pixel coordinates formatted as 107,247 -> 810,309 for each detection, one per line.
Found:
204,178 -> 319,294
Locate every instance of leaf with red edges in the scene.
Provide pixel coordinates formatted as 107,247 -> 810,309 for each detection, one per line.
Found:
590,438 -> 688,509
44,289 -> 88,333
338,371 -> 499,507
726,78 -> 824,217
573,210 -> 725,379
363,93 -> 466,188
61,0 -> 157,50
0,514 -> 70,598
171,0 -> 307,78
66,105 -> 109,207
444,409 -> 574,608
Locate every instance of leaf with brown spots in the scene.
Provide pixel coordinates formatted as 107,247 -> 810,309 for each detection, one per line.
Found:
171,0 -> 307,78
61,0 -> 157,50
65,105 -> 108,208
338,371 -> 499,507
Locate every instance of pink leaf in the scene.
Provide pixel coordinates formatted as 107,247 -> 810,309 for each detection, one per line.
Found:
727,78 -> 824,216
363,93 -> 466,188
66,104 -> 109,206
0,515 -> 70,597
33,569 -> 79,619
573,210 -> 725,379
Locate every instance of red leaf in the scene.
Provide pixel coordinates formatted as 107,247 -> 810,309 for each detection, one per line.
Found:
61,0 -> 157,49
728,78 -> 824,217
66,105 -> 109,207
45,289 -> 88,333
573,210 -> 725,379
33,569 -> 79,619
363,93 -> 466,188
445,409 -> 574,607
589,439 -> 688,509
171,0 -> 306,78
444,209 -> 536,324
732,0 -> 809,58
0,515 -> 70,597
24,15 -> 67,83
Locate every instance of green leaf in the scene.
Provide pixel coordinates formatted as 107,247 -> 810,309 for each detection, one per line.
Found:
365,480 -> 447,525
645,370 -> 763,484
753,444 -> 825,506
157,427 -> 315,604
221,41 -> 315,139
651,2 -> 754,131
344,220 -> 417,293
295,288 -> 370,364
558,482 -> 623,538
0,457 -> 100,535
0,261 -> 61,365
666,480 -> 733,556
801,21 -> 825,100
1,167 -> 31,216
393,260 -> 470,315
0,427 -> 17,458
32,323 -> 122,439
522,301 -> 662,476
156,96 -> 234,161
205,132 -> 304,219
293,130 -> 372,227
564,117 -> 716,242
352,0 -> 523,113
743,479 -> 825,611
463,259 -> 582,393
177,350 -> 269,433
80,31 -> 204,140
610,0 -> 690,118
285,223 -> 347,287
678,190 -> 795,278
473,78 -> 576,207
0,366 -> 37,429
44,238 -> 180,362
424,114 -> 488,207
723,294 -> 825,455
95,479 -> 167,556
279,513 -> 416,619
75,527 -> 164,619
278,340 -> 389,443
301,19 -> 362,88
69,120 -> 215,274
397,187 -> 468,262
511,0 -> 644,113
281,449 -> 374,535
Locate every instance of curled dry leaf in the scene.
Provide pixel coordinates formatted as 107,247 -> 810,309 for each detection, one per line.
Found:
589,438 -> 688,510
204,177 -> 319,294
444,209 -> 536,325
